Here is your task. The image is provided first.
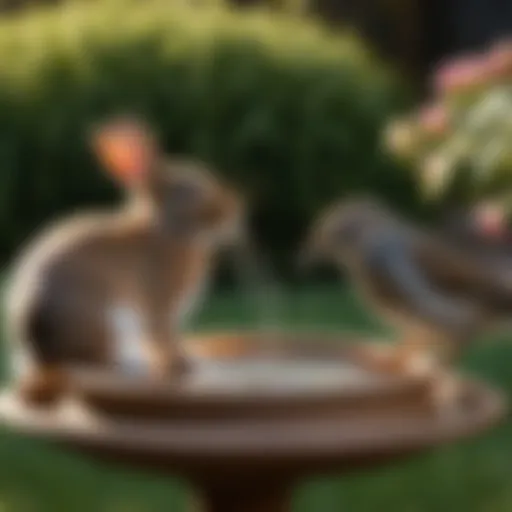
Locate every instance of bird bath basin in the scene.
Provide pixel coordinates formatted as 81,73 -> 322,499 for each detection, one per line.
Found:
0,332 -> 506,512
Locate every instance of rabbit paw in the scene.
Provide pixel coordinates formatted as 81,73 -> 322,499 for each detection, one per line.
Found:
17,367 -> 66,407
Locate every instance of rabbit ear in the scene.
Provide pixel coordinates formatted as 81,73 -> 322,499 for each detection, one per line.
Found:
90,117 -> 158,186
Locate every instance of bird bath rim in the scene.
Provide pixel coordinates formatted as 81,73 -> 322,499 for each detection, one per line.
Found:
0,378 -> 505,466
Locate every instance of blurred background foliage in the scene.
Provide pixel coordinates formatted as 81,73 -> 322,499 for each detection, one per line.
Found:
0,0 -> 418,277
385,39 -> 512,212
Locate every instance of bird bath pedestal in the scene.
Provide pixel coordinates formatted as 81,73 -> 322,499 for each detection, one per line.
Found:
0,332 -> 506,512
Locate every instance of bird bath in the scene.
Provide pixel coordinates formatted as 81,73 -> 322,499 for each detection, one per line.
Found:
0,332 -> 506,512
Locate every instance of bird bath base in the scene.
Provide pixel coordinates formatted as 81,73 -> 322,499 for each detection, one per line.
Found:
0,332 -> 506,512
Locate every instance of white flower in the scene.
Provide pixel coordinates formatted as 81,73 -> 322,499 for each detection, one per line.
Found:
421,153 -> 454,198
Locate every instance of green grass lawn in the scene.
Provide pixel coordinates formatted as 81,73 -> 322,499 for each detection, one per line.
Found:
0,285 -> 511,512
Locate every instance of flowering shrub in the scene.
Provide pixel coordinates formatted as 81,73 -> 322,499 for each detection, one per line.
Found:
384,38 -> 512,206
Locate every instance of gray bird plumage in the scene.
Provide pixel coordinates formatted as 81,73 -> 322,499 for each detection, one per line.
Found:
301,196 -> 512,378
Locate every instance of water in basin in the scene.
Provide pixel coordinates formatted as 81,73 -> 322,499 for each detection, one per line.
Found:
182,358 -> 379,395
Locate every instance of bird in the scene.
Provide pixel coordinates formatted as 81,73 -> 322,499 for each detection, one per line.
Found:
299,196 -> 512,406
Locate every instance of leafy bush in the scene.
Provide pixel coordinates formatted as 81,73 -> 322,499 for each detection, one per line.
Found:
0,0 -> 411,272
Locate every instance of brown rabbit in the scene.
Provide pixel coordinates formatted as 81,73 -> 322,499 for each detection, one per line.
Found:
5,117 -> 245,404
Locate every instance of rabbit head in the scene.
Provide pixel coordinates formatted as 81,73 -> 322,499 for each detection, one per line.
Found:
90,116 -> 245,246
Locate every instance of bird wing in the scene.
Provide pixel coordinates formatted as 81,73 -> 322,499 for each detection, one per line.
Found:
418,234 -> 512,317
363,236 -> 478,331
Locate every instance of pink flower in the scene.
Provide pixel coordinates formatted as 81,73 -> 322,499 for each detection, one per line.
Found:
433,54 -> 490,94
473,201 -> 507,238
418,103 -> 449,136
421,153 -> 452,196
485,38 -> 512,80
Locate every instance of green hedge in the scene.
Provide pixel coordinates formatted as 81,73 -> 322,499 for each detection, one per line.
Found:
0,0 -> 415,272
